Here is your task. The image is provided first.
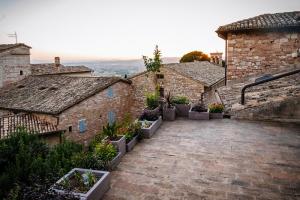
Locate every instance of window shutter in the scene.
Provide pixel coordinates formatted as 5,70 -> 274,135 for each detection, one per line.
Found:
107,87 -> 114,98
79,119 -> 86,133
108,111 -> 116,125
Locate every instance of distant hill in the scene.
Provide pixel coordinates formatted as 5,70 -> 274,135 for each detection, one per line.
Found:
52,57 -> 180,77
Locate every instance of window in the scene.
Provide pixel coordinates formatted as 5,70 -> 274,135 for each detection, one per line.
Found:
107,87 -> 114,98
156,74 -> 164,79
108,111 -> 116,125
68,126 -> 72,133
20,70 -> 23,75
78,119 -> 86,133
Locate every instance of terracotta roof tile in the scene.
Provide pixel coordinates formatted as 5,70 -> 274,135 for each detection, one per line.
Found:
31,64 -> 93,75
0,75 -> 131,115
216,11 -> 300,39
164,61 -> 225,87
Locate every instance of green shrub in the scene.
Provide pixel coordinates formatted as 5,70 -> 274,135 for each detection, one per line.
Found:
208,103 -> 224,113
94,141 -> 117,162
0,128 -> 82,199
171,96 -> 189,104
102,122 -> 118,140
146,92 -> 159,109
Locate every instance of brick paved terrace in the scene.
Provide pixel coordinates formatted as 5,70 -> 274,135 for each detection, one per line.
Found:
104,119 -> 300,200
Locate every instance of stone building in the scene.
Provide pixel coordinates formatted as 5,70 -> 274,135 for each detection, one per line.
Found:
0,43 -> 93,87
216,11 -> 300,82
216,11 -> 300,121
130,61 -> 225,117
210,52 -> 223,66
0,75 -> 132,144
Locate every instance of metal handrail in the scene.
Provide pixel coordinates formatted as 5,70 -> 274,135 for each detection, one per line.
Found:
241,69 -> 300,105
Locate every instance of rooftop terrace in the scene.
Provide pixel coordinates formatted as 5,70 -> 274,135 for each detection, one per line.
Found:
104,119 -> 300,200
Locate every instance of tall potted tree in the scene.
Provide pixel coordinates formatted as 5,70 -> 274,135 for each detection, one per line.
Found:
163,92 -> 176,121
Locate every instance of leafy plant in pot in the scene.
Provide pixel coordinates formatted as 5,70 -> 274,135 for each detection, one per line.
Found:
163,92 -> 176,121
124,120 -> 142,152
141,92 -> 160,121
171,95 -> 190,117
102,122 -> 126,156
208,103 -> 224,119
189,96 -> 209,120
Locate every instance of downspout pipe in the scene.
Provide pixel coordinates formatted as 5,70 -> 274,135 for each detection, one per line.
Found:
225,38 -> 228,86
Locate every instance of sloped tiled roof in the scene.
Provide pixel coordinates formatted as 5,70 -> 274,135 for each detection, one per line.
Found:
0,75 -> 131,115
0,43 -> 31,52
31,63 -> 93,75
0,114 -> 61,138
164,61 -> 225,87
216,11 -> 300,39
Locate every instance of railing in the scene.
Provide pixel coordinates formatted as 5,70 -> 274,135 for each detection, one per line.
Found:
241,69 -> 300,105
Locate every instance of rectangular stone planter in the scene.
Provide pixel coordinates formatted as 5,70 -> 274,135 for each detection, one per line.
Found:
126,134 -> 138,152
163,106 -> 176,121
51,168 -> 110,200
107,151 -> 122,170
140,116 -> 162,139
175,104 -> 191,117
188,107 -> 209,120
111,135 -> 126,157
209,112 -> 224,119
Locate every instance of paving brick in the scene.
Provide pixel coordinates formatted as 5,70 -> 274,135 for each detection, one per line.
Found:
103,119 -> 300,200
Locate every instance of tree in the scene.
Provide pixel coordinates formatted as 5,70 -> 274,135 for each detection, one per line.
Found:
180,51 -> 210,63
143,45 -> 162,72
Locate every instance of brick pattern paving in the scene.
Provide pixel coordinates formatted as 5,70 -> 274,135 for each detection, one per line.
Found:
104,119 -> 300,200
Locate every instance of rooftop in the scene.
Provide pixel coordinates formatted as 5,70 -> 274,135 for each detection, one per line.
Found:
0,114 -> 60,138
103,119 -> 300,199
164,61 -> 225,87
31,63 -> 93,75
0,75 -> 131,115
216,11 -> 300,39
0,43 -> 31,53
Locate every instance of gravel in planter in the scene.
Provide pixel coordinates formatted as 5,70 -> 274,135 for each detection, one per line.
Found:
51,168 -> 110,200
174,104 -> 191,117
126,134 -> 138,152
110,135 -> 126,157
163,106 -> 176,121
188,107 -> 209,120
140,116 -> 162,138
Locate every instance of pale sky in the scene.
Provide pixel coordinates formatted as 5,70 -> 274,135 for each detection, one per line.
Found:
0,0 -> 299,62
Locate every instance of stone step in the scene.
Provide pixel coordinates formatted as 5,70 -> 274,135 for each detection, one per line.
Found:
217,68 -> 300,121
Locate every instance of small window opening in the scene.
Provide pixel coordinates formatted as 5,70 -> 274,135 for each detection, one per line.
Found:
156,74 -> 164,79
68,126 -> 72,132
20,70 -> 23,75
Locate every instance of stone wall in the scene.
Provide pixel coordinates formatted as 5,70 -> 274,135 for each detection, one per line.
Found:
160,67 -> 204,103
130,72 -> 156,118
130,69 -> 205,117
0,46 -> 31,87
57,82 -> 133,144
227,31 -> 300,81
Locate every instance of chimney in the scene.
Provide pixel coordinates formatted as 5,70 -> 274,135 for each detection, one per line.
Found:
210,52 -> 223,66
54,57 -> 60,68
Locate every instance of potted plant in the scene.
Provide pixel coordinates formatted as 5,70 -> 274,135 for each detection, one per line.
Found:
209,103 -> 224,119
163,92 -> 176,121
51,168 -> 110,200
139,117 -> 162,139
125,120 -> 142,152
171,95 -> 190,117
94,140 -> 122,170
143,92 -> 160,117
189,103 -> 209,120
102,122 -> 126,157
